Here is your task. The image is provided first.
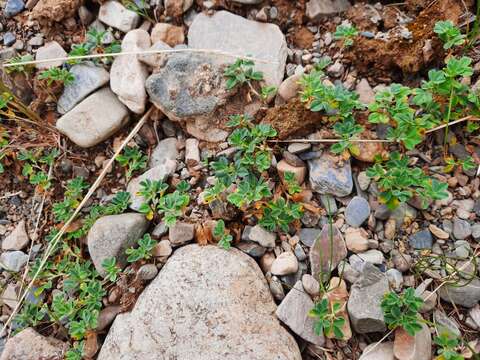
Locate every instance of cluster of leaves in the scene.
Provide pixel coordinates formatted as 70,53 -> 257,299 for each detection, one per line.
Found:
224,59 -> 277,101
18,148 -> 59,190
203,114 -> 303,247
5,54 -> 35,74
367,152 -> 448,209
380,288 -> 424,336
121,0 -> 154,22
16,177 -> 132,358
213,220 -> 233,250
434,21 -> 466,50
38,68 -> 75,86
309,298 -> 346,339
116,146 -> 148,181
138,179 -> 190,227
434,334 -> 465,360
444,155 -> 476,173
334,24 -> 359,47
68,28 -> 121,65
125,234 -> 157,262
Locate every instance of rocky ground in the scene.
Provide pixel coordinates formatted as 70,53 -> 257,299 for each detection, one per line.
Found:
0,0 -> 480,359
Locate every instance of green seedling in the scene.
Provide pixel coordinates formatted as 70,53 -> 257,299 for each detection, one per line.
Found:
213,220 -> 233,250
381,288 -> 424,336
224,58 -> 263,90
434,333 -> 465,360
125,234 -> 157,262
309,298 -> 346,339
434,20 -> 466,49
116,146 -> 148,181
38,68 -> 75,86
334,24 -> 359,47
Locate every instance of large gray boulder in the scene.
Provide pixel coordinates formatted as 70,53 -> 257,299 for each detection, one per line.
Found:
97,245 -> 301,360
347,263 -> 389,333
188,11 -> 287,87
87,213 -> 149,277
146,52 -> 259,142
438,278 -> 480,308
56,88 -> 129,148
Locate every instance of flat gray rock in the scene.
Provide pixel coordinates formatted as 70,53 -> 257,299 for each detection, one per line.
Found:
56,87 -> 129,148
438,278 -> 480,308
306,0 -> 350,21
276,281 -> 324,346
188,11 -> 287,87
57,63 -> 110,114
308,153 -> 353,197
347,263 -> 388,333
87,213 -> 149,277
97,245 -> 301,360
0,251 -> 28,272
345,196 -> 370,227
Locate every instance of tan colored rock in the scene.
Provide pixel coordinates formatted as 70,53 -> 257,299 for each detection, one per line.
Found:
278,73 -> 303,101
324,277 -> 352,340
0,328 -> 67,360
99,0 -> 140,32
352,130 -> 384,163
277,159 -> 306,185
428,224 -> 449,239
384,218 -> 396,240
151,23 -> 185,46
2,220 -> 29,251
345,227 -> 369,253
393,321 -> 431,360
110,29 -> 151,114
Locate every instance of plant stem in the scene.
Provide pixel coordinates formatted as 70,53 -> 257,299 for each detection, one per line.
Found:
443,87 -> 455,157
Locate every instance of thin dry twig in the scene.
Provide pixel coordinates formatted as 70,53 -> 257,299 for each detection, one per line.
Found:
0,107 -> 154,334
1,48 -> 279,68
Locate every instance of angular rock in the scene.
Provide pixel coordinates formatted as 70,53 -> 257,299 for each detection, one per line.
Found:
309,224 -> 347,280
236,241 -> 266,257
138,40 -> 172,69
302,274 -> 320,297
345,227 -> 369,253
428,224 -> 449,239
35,41 -> 67,70
356,79 -> 375,105
278,73 -> 303,102
138,263 -> 159,281
438,278 -> 480,308
110,29 -> 150,114
347,263 -> 388,333
96,305 -> 122,332
345,196 -> 370,227
164,0 -> 193,16
98,245 -> 301,359
153,239 -> 172,257
359,342 -> 394,360
393,322 -> 431,360
276,281 -> 324,346
2,220 -> 29,251
408,229 -> 433,249
57,63 -> 110,114
0,251 -> 28,272
0,328 -> 67,360
87,213 -> 149,277
306,0 -> 351,20
185,138 -> 200,166
298,228 -> 321,247
169,222 -> 194,246
56,88 -> 129,148
188,11 -> 287,87
99,0 -> 140,32
3,32 -> 16,47
308,153 -> 353,197
149,137 -> 178,168
353,249 -> 384,265
151,23 -> 185,46
1,283 -> 18,308
127,160 -> 177,211
271,252 -> 298,276
433,310 -> 461,338
242,225 -> 276,248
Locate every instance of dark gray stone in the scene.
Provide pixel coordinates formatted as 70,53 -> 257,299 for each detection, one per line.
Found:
409,230 -> 433,249
438,279 -> 480,308
236,241 -> 266,258
308,153 -> 352,197
347,263 -> 388,333
345,196 -> 370,227
3,32 -> 16,47
298,228 -> 321,247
